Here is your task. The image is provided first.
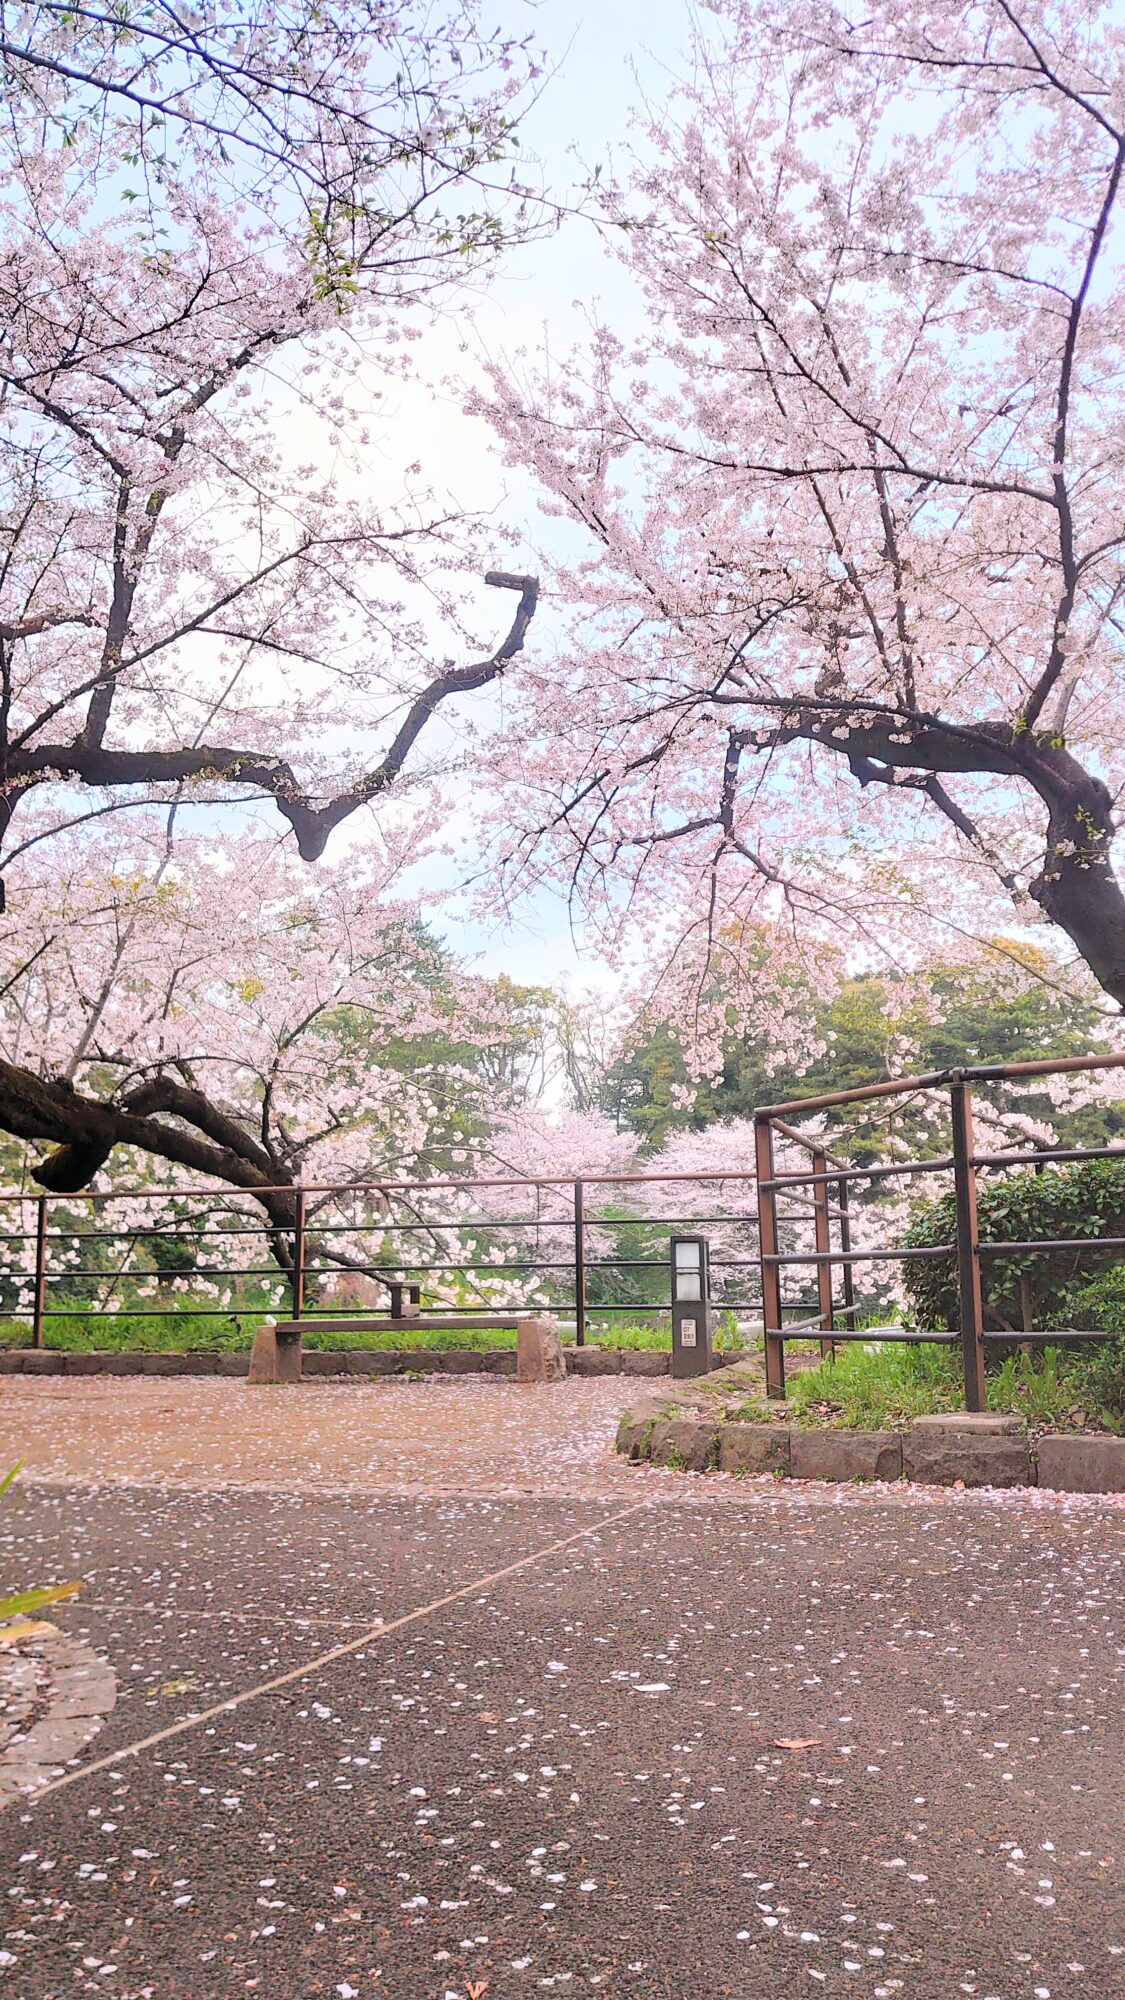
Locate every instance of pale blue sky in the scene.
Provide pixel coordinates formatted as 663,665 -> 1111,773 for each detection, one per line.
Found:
392,0 -> 706,989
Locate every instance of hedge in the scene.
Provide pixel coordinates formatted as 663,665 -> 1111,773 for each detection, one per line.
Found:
902,1158 -> 1125,1333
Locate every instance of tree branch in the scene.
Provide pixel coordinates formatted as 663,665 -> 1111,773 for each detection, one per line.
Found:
6,572 -> 540,862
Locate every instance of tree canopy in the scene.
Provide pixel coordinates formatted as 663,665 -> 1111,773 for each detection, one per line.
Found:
483,0 -> 1125,1013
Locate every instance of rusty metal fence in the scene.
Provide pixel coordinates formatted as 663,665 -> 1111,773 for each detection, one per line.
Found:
0,1169 -> 773,1350
753,1052 -> 1125,1408
1,1054 -> 1122,1399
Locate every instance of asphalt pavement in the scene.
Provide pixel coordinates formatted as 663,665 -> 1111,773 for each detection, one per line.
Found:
0,1382 -> 1121,2000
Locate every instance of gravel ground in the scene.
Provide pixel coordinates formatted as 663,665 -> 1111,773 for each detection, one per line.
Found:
0,1377 -> 1121,2000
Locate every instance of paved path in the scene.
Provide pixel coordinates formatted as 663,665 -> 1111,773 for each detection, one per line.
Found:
0,1375 -> 640,1498
0,1377 -> 1121,2000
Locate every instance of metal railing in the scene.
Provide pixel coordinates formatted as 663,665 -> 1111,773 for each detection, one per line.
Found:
2,1053 -> 1121,1397
0,1169 -> 774,1350
753,1052 -> 1125,1407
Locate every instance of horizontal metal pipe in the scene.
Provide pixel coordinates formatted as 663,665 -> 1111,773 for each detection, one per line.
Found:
44,1266 -> 288,1284
0,1166 -> 761,1205
977,1235 -> 1125,1254
766,1310 -> 832,1336
0,1211 -> 758,1241
784,1326 -> 958,1345
980,1328 -> 1108,1342
971,1144 -> 1125,1170
762,1244 -> 955,1265
5,1306 -> 278,1320
7,1216 -> 284,1232
309,1259 -> 581,1275
762,1156 -> 956,1189
312,1217 -> 574,1233
771,1119 -> 848,1167
757,1050 -> 1125,1120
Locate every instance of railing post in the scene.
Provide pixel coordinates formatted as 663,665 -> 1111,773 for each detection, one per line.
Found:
950,1079 -> 987,1411
291,1185 -> 306,1321
811,1148 -> 835,1361
754,1114 -> 786,1398
573,1178 -> 586,1347
32,1194 -> 47,1350
837,1175 -> 856,1338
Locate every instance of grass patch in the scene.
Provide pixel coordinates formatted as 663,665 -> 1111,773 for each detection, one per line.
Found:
0,1305 -> 749,1354
784,1343 -> 964,1427
725,1339 -> 1123,1433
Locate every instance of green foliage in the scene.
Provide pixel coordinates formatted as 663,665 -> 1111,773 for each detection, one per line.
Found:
987,1346 -> 1070,1422
1054,1265 -> 1125,1336
582,1206 -> 668,1312
902,1159 -> 1125,1331
1071,1336 -> 1125,1424
1049,1270 -> 1125,1421
605,947 -> 1118,1158
774,1337 -> 1120,1431
0,1307 -> 722,1353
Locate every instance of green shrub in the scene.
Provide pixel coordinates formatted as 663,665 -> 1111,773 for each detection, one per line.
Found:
902,1158 -> 1125,1332
1055,1264 -> 1125,1336
1049,1270 -> 1125,1423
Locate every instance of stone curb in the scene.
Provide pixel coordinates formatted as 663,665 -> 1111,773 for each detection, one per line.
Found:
0,1345 -> 712,1379
0,1624 -> 116,1809
614,1400 -> 1125,1493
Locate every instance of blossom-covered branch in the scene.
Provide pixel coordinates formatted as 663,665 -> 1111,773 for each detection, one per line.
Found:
0,1 -> 542,902
481,0 -> 1125,1012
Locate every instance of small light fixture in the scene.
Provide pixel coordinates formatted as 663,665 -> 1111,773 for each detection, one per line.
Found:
670,1234 -> 713,1378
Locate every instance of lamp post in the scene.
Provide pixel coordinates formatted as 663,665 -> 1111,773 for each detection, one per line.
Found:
670,1234 -> 713,1379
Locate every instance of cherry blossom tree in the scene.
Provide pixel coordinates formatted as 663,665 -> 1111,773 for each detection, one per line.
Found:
1,1 -> 540,238
482,0 -> 1125,1015
0,811 -> 529,1284
0,0 -> 542,911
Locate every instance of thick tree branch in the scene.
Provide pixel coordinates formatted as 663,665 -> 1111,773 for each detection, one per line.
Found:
767,706 -> 1125,1006
5,572 -> 540,862
0,1058 -> 290,1207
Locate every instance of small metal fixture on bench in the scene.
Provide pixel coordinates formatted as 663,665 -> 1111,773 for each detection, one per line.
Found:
387,1282 -> 420,1319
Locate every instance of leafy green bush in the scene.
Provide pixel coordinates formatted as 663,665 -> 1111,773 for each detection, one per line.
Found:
902,1158 -> 1125,1332
1055,1264 -> 1125,1336
1049,1270 -> 1125,1423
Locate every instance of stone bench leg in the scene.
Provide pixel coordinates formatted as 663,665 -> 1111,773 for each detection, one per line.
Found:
247,1324 -> 303,1385
517,1317 -> 566,1384
276,1328 -> 303,1384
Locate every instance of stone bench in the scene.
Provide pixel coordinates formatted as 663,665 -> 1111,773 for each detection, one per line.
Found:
247,1313 -> 566,1386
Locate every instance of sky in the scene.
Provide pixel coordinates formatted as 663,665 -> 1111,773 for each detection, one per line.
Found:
355,0 -> 703,993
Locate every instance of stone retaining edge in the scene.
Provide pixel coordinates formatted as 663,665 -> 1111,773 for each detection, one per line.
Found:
0,1346 -> 680,1380
614,1406 -> 1125,1494
0,1623 -> 117,1809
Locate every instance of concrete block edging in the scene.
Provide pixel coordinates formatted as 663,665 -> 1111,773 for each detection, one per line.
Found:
614,1407 -> 1125,1494
0,1345 -> 679,1380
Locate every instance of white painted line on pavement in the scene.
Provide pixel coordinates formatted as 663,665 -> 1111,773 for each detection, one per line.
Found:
30,1498 -> 652,1804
